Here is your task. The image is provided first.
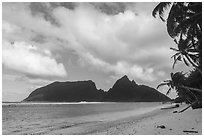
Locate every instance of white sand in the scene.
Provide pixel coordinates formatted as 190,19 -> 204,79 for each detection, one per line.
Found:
46,104 -> 202,135
93,105 -> 202,135
3,104 -> 202,135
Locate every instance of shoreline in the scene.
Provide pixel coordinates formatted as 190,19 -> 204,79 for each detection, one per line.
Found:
46,104 -> 202,135
3,103 -> 202,135
92,105 -> 202,135
46,105 -> 167,135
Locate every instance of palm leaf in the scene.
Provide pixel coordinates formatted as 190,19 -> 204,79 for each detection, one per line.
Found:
173,39 -> 178,44
171,52 -> 180,58
157,82 -> 168,89
170,72 -> 174,79
170,47 -> 179,51
185,54 -> 199,68
167,4 -> 180,37
152,2 -> 171,21
172,59 -> 177,69
188,48 -> 200,53
177,55 -> 182,61
188,54 -> 198,63
164,80 -> 171,83
183,57 -> 190,66
166,88 -> 172,95
172,55 -> 182,69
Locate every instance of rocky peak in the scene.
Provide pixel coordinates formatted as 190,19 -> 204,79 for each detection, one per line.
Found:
115,75 -> 130,84
111,75 -> 134,89
120,75 -> 129,81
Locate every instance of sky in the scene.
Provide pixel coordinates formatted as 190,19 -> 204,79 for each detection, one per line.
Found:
2,2 -> 189,102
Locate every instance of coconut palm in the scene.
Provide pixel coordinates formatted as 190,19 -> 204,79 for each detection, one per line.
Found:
153,2 -> 202,109
170,34 -> 201,72
157,72 -> 202,98
153,2 -> 202,72
157,72 -> 186,95
157,72 -> 201,111
152,2 -> 171,22
153,2 -> 201,38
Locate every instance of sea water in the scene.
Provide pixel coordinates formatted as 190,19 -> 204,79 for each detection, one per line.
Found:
2,102 -> 168,135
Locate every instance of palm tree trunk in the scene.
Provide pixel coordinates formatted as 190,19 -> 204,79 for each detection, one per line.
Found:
177,101 -> 198,113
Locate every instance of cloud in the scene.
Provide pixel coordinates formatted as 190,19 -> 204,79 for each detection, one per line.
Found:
30,2 -> 136,16
3,2 -> 174,82
2,73 -> 53,86
90,2 -> 132,15
2,41 -> 67,78
80,52 -> 157,82
51,4 -> 172,64
2,20 -> 20,34
2,2 -> 181,101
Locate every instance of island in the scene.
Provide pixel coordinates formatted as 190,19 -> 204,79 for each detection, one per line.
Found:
23,75 -> 171,102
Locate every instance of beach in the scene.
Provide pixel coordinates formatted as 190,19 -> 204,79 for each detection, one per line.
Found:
2,103 -> 202,135
93,104 -> 202,135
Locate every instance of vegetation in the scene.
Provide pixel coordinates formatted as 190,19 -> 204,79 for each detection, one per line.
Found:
152,2 -> 202,109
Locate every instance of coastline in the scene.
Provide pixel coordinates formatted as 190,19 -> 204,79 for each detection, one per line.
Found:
3,103 -> 202,135
46,104 -> 202,135
92,104 -> 202,135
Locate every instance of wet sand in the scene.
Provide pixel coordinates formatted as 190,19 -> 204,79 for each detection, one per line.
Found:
3,103 -> 202,135
45,104 -> 202,135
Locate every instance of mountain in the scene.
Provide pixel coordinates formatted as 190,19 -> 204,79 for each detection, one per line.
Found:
23,75 -> 170,102
102,75 -> 170,102
23,80 -> 105,102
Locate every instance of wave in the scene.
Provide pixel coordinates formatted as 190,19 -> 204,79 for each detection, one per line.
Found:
2,101 -> 116,106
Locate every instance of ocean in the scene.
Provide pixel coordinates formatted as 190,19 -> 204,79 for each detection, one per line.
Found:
2,102 -> 168,135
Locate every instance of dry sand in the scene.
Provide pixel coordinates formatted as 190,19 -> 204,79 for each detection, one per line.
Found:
93,105 -> 202,135
3,104 -> 202,135
47,104 -> 202,135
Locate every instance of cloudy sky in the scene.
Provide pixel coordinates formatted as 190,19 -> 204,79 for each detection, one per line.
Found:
2,2 -> 188,102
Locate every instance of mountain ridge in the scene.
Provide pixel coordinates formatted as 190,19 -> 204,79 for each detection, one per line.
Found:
102,75 -> 170,102
23,75 -> 171,102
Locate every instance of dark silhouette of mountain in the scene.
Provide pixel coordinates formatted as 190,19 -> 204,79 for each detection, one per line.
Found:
24,80 -> 105,102
102,75 -> 171,102
23,75 -> 170,102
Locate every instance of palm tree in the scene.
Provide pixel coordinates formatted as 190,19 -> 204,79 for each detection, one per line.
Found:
152,2 -> 171,22
157,72 -> 186,95
153,2 -> 202,109
153,2 -> 202,72
170,34 -> 201,73
153,2 -> 201,38
157,72 -> 201,96
157,72 -> 201,111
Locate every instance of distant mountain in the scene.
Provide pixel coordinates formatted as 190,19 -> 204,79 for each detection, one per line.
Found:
23,75 -> 170,102
102,75 -> 171,102
23,80 -> 105,102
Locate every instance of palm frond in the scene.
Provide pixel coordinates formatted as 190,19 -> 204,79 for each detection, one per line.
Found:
152,2 -> 171,21
183,57 -> 190,66
157,82 -> 168,89
185,54 -> 199,67
164,80 -> 171,83
170,72 -> 174,79
166,88 -> 172,95
171,52 -> 180,58
170,47 -> 179,51
152,2 -> 202,108
167,4 -> 179,37
172,55 -> 182,69
188,49 -> 200,53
